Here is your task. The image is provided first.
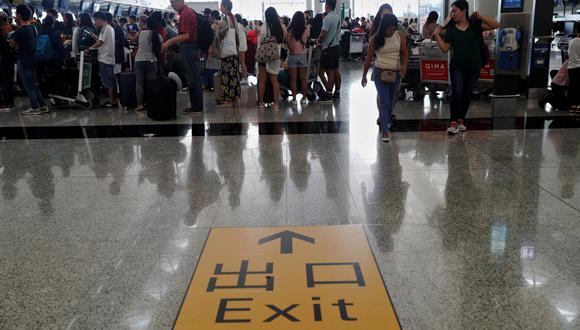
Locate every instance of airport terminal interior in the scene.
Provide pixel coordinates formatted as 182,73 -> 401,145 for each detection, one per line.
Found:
1,0 -> 580,329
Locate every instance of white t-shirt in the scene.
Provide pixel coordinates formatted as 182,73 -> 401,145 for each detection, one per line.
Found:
237,23 -> 248,52
98,24 -> 116,65
568,38 -> 580,70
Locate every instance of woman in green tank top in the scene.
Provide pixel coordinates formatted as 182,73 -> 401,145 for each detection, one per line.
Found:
433,0 -> 499,135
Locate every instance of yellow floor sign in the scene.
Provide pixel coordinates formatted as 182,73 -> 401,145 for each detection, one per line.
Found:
174,225 -> 401,329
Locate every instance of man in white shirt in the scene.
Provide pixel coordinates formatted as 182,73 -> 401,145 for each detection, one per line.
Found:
86,11 -> 117,107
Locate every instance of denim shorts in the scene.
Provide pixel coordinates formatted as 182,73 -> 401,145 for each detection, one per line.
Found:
287,54 -> 308,68
98,62 -> 115,89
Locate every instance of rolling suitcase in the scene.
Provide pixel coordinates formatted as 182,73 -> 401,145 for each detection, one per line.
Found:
214,72 -> 223,103
118,71 -> 137,109
146,76 -> 177,121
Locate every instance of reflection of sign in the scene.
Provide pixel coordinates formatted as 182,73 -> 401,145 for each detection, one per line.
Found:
421,59 -> 448,82
174,225 -> 400,329
480,59 -> 496,81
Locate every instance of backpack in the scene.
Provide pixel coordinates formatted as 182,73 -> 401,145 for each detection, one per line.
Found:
196,13 -> 214,53
36,34 -> 54,61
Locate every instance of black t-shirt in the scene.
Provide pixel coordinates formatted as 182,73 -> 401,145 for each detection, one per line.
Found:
13,25 -> 37,56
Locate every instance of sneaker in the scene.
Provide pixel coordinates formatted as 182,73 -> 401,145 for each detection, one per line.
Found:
40,105 -> 50,114
447,122 -> 459,135
183,108 -> 203,115
317,93 -> 334,103
333,91 -> 341,101
458,119 -> 467,132
22,108 -> 42,115
381,132 -> 390,142
300,98 -> 308,106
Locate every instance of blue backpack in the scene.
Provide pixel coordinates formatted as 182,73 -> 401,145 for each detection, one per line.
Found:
36,34 -> 54,61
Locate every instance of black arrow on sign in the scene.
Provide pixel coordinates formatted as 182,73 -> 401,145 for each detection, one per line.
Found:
258,231 -> 315,254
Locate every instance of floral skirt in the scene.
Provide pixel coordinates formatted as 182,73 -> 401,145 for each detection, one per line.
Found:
220,56 -> 241,101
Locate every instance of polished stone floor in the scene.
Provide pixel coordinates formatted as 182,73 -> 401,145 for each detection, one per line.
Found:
1,63 -> 580,329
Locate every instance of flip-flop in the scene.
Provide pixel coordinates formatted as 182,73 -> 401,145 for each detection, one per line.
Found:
104,102 -> 118,108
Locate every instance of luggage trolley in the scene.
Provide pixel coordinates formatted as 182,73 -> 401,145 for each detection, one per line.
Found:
418,40 -> 451,103
478,35 -> 497,90
349,33 -> 365,59
41,52 -> 97,109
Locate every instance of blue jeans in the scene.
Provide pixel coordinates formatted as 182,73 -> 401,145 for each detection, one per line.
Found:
449,69 -> 480,122
203,68 -> 218,89
374,68 -> 400,133
180,42 -> 203,111
17,61 -> 45,109
135,61 -> 158,105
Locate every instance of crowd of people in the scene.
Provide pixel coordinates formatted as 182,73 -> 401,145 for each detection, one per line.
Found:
3,0 -> 578,141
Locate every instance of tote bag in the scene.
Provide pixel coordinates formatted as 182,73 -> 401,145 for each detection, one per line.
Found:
220,19 -> 238,58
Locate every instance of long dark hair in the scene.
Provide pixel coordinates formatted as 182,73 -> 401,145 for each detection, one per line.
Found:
288,11 -> 306,43
426,11 -> 438,24
445,0 -> 469,29
146,16 -> 162,60
372,3 -> 393,35
310,13 -> 323,39
79,13 -> 94,29
265,7 -> 284,43
374,14 -> 398,50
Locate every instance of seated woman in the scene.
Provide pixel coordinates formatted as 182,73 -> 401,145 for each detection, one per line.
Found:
539,59 -> 569,111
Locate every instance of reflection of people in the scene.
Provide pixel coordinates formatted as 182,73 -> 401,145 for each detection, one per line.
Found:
138,139 -> 185,198
258,121 -> 287,202
362,142 -> 407,252
185,138 -> 221,227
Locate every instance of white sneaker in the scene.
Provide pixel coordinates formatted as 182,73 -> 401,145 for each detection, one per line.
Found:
458,119 -> 467,132
381,132 -> 391,142
40,105 -> 50,114
447,122 -> 459,135
22,108 -> 42,115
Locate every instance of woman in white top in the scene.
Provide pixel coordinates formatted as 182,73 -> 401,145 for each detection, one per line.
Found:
361,14 -> 408,142
134,16 -> 162,111
568,30 -> 580,112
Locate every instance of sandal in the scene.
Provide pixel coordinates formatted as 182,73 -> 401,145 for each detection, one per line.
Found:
104,102 -> 118,108
258,103 -> 266,110
272,103 -> 280,111
133,105 -> 145,111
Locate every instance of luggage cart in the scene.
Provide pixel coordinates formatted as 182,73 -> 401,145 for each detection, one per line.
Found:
41,52 -> 97,109
349,32 -> 365,59
477,35 -> 497,95
419,41 -> 451,103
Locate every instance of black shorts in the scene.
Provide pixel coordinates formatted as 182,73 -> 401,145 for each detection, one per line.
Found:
321,45 -> 340,71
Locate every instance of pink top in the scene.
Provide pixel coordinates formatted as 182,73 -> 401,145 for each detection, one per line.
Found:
287,27 -> 310,55
552,60 -> 569,87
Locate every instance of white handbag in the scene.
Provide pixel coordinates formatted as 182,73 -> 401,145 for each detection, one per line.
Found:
220,19 -> 238,59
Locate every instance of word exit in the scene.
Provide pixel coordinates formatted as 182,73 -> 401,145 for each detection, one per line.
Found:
174,225 -> 401,330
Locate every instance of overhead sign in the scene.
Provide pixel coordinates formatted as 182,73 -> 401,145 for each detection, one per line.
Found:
174,225 -> 401,330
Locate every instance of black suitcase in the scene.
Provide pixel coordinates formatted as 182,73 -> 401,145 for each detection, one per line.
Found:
147,76 -> 178,121
118,72 -> 137,109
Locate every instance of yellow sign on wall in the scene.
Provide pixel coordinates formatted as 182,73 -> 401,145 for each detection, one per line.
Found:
174,225 -> 400,330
